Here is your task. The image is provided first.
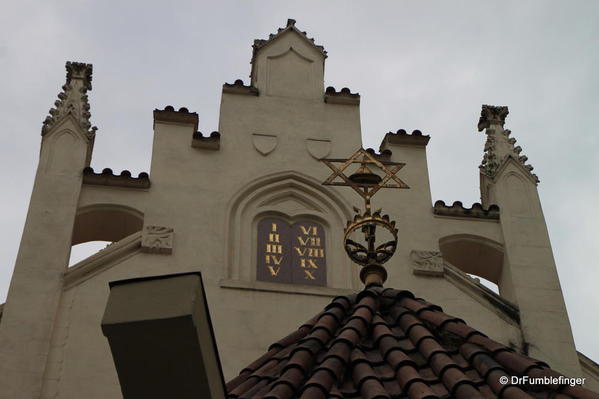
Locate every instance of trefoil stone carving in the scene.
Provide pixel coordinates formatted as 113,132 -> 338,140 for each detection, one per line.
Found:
410,250 -> 444,277
141,226 -> 174,254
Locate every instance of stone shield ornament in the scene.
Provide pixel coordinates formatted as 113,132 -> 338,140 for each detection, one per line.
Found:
305,138 -> 331,159
252,133 -> 278,156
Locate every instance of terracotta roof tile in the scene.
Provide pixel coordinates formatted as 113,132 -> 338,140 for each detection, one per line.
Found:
228,284 -> 599,399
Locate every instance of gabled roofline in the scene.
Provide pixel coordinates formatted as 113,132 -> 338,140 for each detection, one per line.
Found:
250,19 -> 327,84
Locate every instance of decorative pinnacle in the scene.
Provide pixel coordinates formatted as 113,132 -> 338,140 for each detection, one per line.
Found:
42,62 -> 96,137
66,62 -> 93,90
477,105 -> 538,183
478,105 -> 509,132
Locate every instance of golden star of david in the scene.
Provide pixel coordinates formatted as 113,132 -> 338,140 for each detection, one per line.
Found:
321,148 -> 409,204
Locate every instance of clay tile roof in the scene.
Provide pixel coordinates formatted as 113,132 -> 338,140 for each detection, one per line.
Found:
227,285 -> 599,399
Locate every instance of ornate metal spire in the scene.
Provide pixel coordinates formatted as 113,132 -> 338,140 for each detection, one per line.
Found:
41,62 -> 96,138
322,148 -> 409,285
477,105 -> 538,182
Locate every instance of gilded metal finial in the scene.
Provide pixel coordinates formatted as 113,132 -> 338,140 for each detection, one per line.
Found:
321,148 -> 409,285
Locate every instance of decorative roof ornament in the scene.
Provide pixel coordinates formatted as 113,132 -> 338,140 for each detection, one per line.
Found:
41,61 -> 96,138
477,105 -> 538,182
322,148 -> 409,285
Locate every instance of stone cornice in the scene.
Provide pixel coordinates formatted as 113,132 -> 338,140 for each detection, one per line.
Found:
433,200 -> 500,220
324,86 -> 360,105
153,106 -> 198,131
192,131 -> 220,150
223,80 -> 259,96
379,129 -> 430,150
42,61 -> 96,138
83,167 -> 150,189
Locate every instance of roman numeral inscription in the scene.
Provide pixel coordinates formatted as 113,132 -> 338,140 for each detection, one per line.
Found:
256,218 -> 326,286
256,218 -> 292,283
292,221 -> 326,286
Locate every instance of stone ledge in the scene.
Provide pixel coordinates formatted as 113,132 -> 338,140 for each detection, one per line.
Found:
192,131 -> 220,150
222,80 -> 259,96
324,86 -> 360,105
380,129 -> 430,149
153,106 -> 199,131
83,167 -> 150,189
219,279 -> 355,297
433,200 -> 499,220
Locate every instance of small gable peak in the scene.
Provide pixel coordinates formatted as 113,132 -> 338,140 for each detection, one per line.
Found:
252,18 -> 327,58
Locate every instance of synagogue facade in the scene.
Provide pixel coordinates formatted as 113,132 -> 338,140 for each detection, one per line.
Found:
0,20 -> 597,398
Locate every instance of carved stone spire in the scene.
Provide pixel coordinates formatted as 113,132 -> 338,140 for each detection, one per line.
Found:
41,62 -> 96,138
477,105 -> 538,182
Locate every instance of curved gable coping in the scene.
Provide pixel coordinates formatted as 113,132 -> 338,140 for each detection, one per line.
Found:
63,231 -> 142,290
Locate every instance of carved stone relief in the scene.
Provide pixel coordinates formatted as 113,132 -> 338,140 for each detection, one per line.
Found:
141,225 -> 174,254
305,138 -> 331,159
252,134 -> 278,156
410,250 -> 444,277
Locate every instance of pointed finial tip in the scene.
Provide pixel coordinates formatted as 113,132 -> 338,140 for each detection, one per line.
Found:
478,104 -> 509,132
65,61 -> 93,90
287,18 -> 296,27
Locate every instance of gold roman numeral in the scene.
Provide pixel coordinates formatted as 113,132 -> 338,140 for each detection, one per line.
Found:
299,225 -> 318,236
299,258 -> 318,269
266,244 -> 283,254
303,270 -> 316,280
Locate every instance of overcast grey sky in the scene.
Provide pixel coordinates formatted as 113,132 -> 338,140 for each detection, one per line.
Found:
1,1 -> 597,361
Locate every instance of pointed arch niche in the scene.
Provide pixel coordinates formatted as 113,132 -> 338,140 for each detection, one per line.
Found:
224,171 -> 359,291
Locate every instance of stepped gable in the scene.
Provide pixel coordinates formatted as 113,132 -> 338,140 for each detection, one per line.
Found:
226,285 -> 599,399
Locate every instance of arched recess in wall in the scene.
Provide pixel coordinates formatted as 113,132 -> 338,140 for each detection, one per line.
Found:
225,170 -> 358,289
72,204 -> 144,245
439,234 -> 504,287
